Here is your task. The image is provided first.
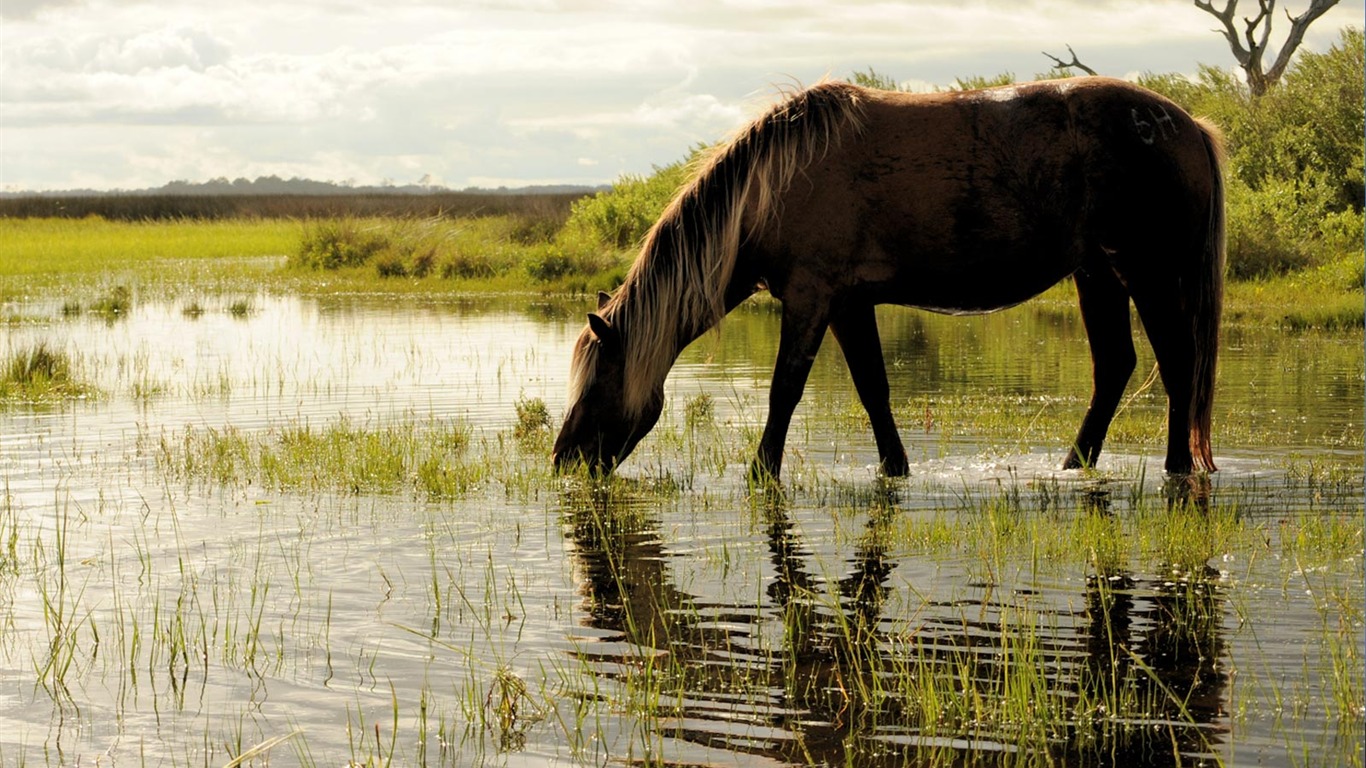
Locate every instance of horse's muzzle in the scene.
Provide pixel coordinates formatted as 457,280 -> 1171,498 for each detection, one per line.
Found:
550,444 -> 612,477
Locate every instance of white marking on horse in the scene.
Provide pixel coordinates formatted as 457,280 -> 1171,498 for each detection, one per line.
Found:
1132,105 -> 1178,145
978,86 -> 1021,102
1150,105 -> 1177,139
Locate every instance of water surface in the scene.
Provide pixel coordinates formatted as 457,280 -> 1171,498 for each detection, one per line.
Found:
0,294 -> 1359,766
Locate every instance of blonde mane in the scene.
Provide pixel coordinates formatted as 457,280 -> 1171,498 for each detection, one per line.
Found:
568,81 -> 867,416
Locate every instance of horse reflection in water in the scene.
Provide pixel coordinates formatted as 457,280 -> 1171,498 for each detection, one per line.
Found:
560,486 -> 1228,766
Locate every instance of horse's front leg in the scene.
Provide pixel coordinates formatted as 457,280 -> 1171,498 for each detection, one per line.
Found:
752,300 -> 830,481
830,303 -> 909,477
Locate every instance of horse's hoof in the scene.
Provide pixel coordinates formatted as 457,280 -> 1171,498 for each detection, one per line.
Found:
881,453 -> 910,478
1062,449 -> 1091,470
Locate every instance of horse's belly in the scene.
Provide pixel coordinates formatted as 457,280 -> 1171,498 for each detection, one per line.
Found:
876,248 -> 1079,314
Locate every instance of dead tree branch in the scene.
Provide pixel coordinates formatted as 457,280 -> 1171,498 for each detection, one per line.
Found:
1194,0 -> 1340,95
1042,45 -> 1099,76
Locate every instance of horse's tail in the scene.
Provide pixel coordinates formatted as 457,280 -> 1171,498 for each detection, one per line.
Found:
1189,117 -> 1226,473
609,81 -> 866,417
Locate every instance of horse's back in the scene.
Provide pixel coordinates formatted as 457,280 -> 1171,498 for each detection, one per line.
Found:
752,78 -> 1216,312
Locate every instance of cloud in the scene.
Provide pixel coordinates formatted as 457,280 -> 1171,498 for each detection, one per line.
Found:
509,93 -> 746,140
0,0 -> 81,20
3,0 -> 1362,190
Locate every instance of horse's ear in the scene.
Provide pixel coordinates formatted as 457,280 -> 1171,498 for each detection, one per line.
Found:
596,291 -> 611,310
587,313 -> 619,347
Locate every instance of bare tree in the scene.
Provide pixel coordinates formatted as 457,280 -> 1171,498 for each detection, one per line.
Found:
1042,45 -> 1099,76
1194,0 -> 1341,96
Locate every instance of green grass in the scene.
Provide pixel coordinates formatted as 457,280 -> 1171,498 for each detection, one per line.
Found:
288,215 -> 626,294
1,215 -> 1359,328
156,416 -> 483,497
1226,253 -> 1365,331
0,343 -> 94,402
0,217 -> 296,277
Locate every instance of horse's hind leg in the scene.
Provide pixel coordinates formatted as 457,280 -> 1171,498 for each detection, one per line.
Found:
830,303 -> 909,477
1129,285 -> 1198,475
1065,267 -> 1137,470
753,300 -> 830,480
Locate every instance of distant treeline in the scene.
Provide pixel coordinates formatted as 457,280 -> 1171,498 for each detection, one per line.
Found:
2,175 -> 602,199
0,191 -> 592,222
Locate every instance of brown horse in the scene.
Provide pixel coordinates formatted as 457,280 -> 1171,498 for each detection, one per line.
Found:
552,77 -> 1225,480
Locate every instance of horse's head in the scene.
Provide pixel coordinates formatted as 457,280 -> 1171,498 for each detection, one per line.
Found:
552,307 -> 663,476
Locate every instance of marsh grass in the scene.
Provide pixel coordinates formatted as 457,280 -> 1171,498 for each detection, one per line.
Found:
1226,253 -> 1365,331
513,396 -> 552,446
0,274 -> 1357,764
0,342 -> 93,401
89,284 -> 132,318
157,416 -> 480,496
227,298 -> 253,318
290,215 -> 623,293
0,218 -> 295,285
6,424 -> 1361,765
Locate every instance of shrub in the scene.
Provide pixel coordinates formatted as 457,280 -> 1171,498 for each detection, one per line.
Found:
525,246 -> 576,282
562,152 -> 698,249
440,250 -> 506,279
374,253 -> 408,278
1141,29 -> 1364,279
293,218 -> 390,270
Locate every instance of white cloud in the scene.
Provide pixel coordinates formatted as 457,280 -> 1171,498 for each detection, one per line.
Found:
2,0 -> 1362,190
509,94 -> 746,139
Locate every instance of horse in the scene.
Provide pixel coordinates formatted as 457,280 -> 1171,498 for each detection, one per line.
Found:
552,76 -> 1225,480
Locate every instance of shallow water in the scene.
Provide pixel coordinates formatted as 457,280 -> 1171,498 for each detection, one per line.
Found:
0,294 -> 1360,766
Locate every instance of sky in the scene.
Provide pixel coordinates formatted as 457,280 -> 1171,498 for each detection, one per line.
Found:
2,0 -> 1361,192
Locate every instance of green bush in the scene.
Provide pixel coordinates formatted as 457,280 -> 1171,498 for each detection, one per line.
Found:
525,246 -> 575,282
562,152 -> 698,249
1140,28 -> 1364,280
293,218 -> 390,269
439,249 -> 507,279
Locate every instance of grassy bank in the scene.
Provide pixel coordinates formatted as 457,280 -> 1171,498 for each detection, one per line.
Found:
0,217 -> 296,301
0,214 -> 1358,331
0,190 -> 584,222
0,214 -> 627,300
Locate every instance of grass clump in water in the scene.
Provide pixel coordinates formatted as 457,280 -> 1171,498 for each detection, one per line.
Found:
89,284 -> 132,318
513,396 -> 551,447
159,416 -> 483,497
0,343 -> 93,401
227,298 -> 253,318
